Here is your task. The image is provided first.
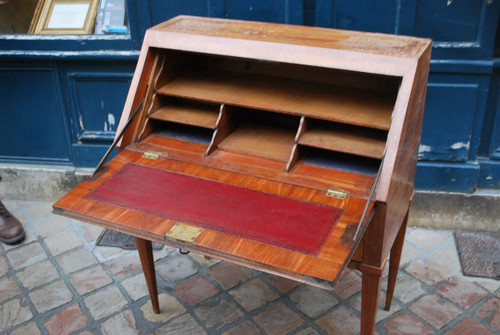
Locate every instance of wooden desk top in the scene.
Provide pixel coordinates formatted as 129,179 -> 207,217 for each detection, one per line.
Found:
153,15 -> 430,59
54,148 -> 374,289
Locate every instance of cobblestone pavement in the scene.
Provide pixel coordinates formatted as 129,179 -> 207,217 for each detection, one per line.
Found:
0,199 -> 499,335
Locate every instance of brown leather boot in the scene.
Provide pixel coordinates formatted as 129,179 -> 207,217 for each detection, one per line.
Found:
0,201 -> 25,245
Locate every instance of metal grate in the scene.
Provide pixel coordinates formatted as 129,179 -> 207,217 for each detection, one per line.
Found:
96,229 -> 164,250
455,231 -> 500,280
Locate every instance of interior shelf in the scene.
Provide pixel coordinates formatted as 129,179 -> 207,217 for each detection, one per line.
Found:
157,72 -> 395,130
218,123 -> 296,162
154,123 -> 214,144
302,147 -> 381,176
298,123 -> 387,159
149,100 -> 219,129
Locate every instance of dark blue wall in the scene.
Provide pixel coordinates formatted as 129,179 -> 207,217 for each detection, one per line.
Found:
0,64 -> 71,164
1,0 -> 499,192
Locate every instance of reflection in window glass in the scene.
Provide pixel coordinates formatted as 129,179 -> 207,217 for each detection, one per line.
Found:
0,0 -> 128,35
0,0 -> 38,34
94,0 -> 128,34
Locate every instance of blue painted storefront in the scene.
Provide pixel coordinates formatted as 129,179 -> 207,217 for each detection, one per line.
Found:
1,1 -> 499,192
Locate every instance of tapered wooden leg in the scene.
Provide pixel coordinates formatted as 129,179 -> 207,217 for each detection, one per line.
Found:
361,271 -> 382,335
384,207 -> 410,311
135,237 -> 160,314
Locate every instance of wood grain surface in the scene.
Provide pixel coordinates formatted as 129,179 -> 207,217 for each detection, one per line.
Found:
154,16 -> 430,59
150,102 -> 219,129
217,123 -> 296,162
53,149 -> 372,285
157,72 -> 394,130
299,124 -> 386,159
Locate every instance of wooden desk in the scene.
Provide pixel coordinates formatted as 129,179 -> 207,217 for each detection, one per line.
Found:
53,16 -> 431,334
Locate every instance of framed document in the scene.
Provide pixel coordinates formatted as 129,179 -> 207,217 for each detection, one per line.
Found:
29,0 -> 98,34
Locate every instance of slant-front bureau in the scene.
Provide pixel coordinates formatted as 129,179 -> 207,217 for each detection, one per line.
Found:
53,16 -> 431,334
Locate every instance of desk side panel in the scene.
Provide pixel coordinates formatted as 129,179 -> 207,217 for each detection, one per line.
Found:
376,44 -> 432,264
117,46 -> 158,147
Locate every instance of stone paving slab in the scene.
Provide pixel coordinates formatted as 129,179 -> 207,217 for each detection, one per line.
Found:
43,303 -> 89,335
0,199 -> 499,335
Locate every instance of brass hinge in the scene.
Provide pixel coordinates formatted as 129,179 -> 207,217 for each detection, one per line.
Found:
326,188 -> 348,199
142,151 -> 161,160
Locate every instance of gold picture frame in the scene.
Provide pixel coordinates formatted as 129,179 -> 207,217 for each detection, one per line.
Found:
29,0 -> 98,34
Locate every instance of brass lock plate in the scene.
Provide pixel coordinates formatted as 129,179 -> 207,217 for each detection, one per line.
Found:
165,223 -> 203,243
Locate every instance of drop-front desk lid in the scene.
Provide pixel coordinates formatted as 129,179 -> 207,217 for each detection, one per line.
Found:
53,147 -> 374,289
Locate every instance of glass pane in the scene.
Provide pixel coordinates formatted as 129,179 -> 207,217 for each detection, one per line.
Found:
94,0 -> 128,34
0,0 -> 38,34
0,0 -> 129,35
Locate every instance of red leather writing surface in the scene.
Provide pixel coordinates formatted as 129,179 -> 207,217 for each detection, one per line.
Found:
87,163 -> 342,255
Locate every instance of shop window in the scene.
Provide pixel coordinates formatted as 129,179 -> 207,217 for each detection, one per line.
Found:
0,0 -> 128,35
